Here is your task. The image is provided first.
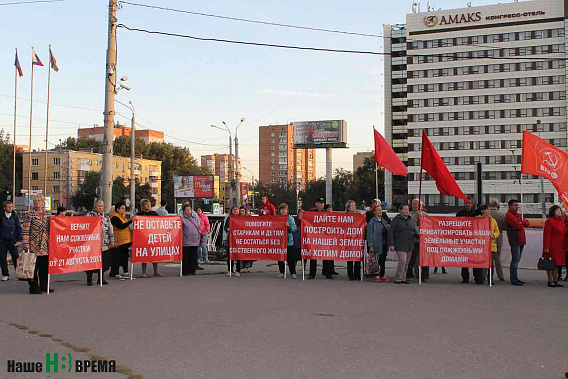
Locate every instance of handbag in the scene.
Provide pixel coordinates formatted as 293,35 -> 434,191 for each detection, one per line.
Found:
16,250 -> 36,280
364,251 -> 379,275
537,257 -> 555,271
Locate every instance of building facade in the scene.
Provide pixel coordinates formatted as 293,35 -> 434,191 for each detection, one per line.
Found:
384,23 -> 410,210
353,151 -> 373,172
258,124 -> 316,188
78,123 -> 164,144
200,154 -> 240,183
404,0 -> 567,214
23,150 -> 162,209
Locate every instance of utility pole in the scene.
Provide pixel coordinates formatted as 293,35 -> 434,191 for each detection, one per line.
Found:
227,135 -> 233,207
234,134 -> 240,207
130,102 -> 135,217
102,0 -> 118,212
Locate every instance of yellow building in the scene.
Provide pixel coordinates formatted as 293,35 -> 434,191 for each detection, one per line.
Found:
22,149 -> 162,209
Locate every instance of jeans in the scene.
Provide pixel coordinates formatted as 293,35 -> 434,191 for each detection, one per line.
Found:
110,244 -> 130,277
510,244 -> 524,281
396,251 -> 411,281
0,241 -> 19,277
198,234 -> 209,262
378,252 -> 387,277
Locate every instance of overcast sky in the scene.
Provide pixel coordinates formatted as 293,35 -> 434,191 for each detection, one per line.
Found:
0,0 -> 505,181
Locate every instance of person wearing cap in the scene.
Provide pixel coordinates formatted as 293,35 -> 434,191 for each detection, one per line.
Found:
56,206 -> 67,216
308,197 -> 333,280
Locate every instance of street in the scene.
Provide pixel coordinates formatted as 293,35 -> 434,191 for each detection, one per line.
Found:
0,260 -> 566,379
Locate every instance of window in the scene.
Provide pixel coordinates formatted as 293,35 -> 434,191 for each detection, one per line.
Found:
32,159 -> 39,166
31,186 -> 39,191
53,172 -> 60,180
53,158 -> 60,166
53,186 -> 60,194
32,172 -> 38,180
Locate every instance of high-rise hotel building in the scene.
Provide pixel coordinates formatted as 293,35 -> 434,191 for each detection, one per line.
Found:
401,0 -> 567,213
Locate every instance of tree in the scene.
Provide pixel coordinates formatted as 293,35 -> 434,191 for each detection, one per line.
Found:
351,156 -> 384,208
255,181 -> 298,214
59,136 -> 103,153
72,171 -> 101,212
0,129 -> 23,198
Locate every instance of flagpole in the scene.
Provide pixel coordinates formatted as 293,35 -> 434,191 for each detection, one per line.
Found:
418,131 -> 424,207
28,50 -> 35,210
13,48 -> 18,202
44,45 -> 52,196
375,163 -> 379,199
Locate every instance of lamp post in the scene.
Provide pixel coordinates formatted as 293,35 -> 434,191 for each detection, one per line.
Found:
224,118 -> 245,207
242,165 -> 255,210
116,98 -> 135,216
211,124 -> 232,207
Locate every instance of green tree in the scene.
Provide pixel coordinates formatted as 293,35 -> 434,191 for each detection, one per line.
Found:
0,129 -> 23,197
112,176 -> 129,205
72,171 -> 101,212
59,136 -> 103,153
255,181 -> 298,214
351,156 -> 384,208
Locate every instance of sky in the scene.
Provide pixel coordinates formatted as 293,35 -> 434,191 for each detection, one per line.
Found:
0,0 -> 504,183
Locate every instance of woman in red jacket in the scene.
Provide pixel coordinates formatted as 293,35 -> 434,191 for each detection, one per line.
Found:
543,205 -> 566,287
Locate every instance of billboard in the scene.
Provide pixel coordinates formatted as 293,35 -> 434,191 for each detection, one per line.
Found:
293,120 -> 347,149
173,176 -> 214,198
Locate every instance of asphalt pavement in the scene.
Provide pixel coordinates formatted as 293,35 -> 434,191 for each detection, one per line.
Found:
0,260 -> 567,379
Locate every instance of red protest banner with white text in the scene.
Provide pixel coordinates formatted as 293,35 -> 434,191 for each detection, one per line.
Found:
131,216 -> 183,263
301,211 -> 366,261
419,216 -> 491,268
229,216 -> 287,261
48,216 -> 102,274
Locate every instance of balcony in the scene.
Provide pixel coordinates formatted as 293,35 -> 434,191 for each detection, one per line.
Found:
149,170 -> 159,177
149,182 -> 159,188
134,169 -> 142,175
78,163 -> 91,171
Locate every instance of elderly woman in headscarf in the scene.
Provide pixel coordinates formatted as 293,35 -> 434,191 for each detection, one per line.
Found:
86,200 -> 114,286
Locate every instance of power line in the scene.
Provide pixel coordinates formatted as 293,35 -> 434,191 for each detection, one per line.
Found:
0,0 -> 63,5
117,24 -> 386,56
119,1 -> 383,39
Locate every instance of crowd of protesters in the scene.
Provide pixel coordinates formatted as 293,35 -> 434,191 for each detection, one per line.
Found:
1,192 -> 567,294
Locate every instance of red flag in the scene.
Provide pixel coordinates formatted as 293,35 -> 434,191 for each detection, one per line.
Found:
374,128 -> 407,176
421,131 -> 468,201
521,131 -> 568,210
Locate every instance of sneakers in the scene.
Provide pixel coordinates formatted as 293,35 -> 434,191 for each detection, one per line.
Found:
276,273 -> 284,278
1,276 -> 9,281
234,271 -> 241,277
372,276 -> 390,283
115,275 -> 126,281
227,271 -> 232,276
204,260 -> 210,264
141,273 -> 148,278
291,274 -> 297,279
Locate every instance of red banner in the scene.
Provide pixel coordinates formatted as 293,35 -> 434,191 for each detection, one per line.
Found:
229,216 -> 287,261
131,216 -> 183,263
419,216 -> 491,268
48,216 -> 102,274
301,211 -> 366,261
521,131 -> 568,210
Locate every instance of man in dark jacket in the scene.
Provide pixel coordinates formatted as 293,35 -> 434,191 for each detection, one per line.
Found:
308,198 -> 334,280
0,201 -> 22,281
456,199 -> 482,283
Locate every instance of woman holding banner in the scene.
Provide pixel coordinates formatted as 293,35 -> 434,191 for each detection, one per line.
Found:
277,203 -> 298,279
479,205 -> 500,286
543,205 -> 566,288
367,204 -> 390,282
388,204 -> 417,284
345,200 -> 362,281
109,202 -> 132,280
225,205 -> 241,277
22,194 -> 51,294
86,200 -> 114,286
182,204 -> 201,276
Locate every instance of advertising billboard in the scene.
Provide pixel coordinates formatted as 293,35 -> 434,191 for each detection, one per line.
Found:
173,176 -> 214,198
293,120 -> 347,149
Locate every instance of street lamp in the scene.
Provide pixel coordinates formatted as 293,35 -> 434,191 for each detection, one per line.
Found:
224,118 -> 246,206
211,124 -> 233,207
116,98 -> 136,216
242,165 -> 255,210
